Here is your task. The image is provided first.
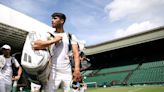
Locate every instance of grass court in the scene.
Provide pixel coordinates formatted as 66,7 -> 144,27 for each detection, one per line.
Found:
56,86 -> 164,92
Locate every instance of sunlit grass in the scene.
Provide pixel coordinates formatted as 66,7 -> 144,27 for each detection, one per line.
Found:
24,85 -> 164,92
85,86 -> 164,92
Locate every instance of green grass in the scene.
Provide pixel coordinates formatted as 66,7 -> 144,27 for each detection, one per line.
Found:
84,86 -> 164,92
23,86 -> 164,92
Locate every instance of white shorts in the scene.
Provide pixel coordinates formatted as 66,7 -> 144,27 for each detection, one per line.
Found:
45,68 -> 72,92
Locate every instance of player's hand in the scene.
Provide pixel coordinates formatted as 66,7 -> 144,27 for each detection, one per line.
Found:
73,69 -> 81,82
12,75 -> 21,81
54,35 -> 62,44
32,40 -> 45,50
55,35 -> 62,41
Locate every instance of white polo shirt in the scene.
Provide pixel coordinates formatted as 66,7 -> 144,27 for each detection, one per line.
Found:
0,55 -> 20,84
51,32 -> 77,73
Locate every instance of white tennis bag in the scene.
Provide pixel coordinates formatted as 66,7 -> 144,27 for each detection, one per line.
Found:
21,31 -> 51,84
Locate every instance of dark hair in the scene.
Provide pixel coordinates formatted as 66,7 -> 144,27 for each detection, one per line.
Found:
51,12 -> 66,23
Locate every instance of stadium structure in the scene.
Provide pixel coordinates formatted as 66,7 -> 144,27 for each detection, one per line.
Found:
0,4 -> 164,91
0,4 -> 54,54
83,26 -> 164,87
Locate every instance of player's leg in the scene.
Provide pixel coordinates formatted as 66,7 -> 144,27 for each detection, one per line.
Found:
12,80 -> 17,92
79,86 -> 85,92
44,80 -> 61,92
44,72 -> 61,92
5,83 -> 12,92
62,74 -> 72,92
0,79 -> 6,92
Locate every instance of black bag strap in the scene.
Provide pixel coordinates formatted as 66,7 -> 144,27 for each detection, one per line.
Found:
11,56 -> 19,76
67,33 -> 76,69
67,33 -> 84,71
68,33 -> 72,51
67,33 -> 80,51
11,57 -> 16,67
47,32 -> 55,38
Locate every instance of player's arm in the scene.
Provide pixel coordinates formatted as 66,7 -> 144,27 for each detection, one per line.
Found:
12,59 -> 22,81
15,66 -> 22,80
72,44 -> 81,81
32,35 -> 62,50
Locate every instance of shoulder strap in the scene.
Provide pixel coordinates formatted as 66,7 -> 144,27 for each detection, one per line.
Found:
67,33 -> 72,51
67,33 -> 80,51
47,32 -> 55,38
11,56 -> 15,64
11,57 -> 17,68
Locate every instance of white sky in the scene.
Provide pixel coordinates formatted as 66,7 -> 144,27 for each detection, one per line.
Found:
0,0 -> 164,46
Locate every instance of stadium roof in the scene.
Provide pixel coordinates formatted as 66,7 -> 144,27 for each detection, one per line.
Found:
84,26 -> 164,55
0,23 -> 27,52
0,4 -> 54,33
0,4 -> 54,53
